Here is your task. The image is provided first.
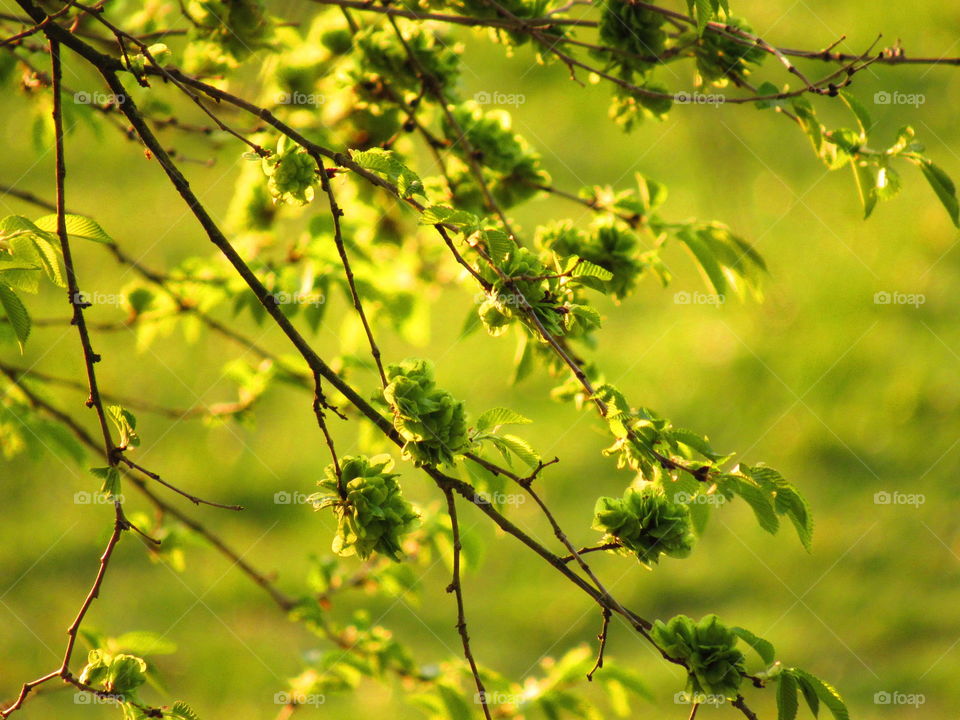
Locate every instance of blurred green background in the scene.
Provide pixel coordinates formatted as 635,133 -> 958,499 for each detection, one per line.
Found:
2,1 -> 959,718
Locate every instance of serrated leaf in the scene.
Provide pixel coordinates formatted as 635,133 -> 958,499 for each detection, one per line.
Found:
168,701 -> 201,720
731,475 -> 779,534
419,204 -> 477,229
0,282 -> 30,351
572,259 -> 614,282
90,466 -> 121,498
777,672 -> 799,720
497,433 -> 541,468
112,631 -> 176,656
732,626 -> 776,665
795,671 -> 820,717
482,230 -> 512,264
34,214 -> 114,244
839,91 -> 872,139
792,670 -> 849,720
677,227 -> 727,296
851,160 -> 877,219
350,148 -> 423,198
915,158 -> 959,227
475,407 -> 532,434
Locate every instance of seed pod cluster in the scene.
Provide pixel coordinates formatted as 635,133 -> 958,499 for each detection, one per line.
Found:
651,614 -> 746,697
383,359 -> 468,466
592,484 -> 695,565
312,455 -> 419,561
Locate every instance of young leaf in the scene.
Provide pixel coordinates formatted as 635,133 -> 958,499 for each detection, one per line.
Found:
34,214 -> 114,244
475,407 -> 532,434
792,670 -> 850,720
777,671 -> 799,720
0,282 -> 30,350
732,626 -> 776,665
915,158 -> 960,227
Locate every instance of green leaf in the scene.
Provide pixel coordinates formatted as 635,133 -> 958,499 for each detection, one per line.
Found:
90,466 -> 122,498
34,214 -> 114,244
572,258 -> 614,282
795,671 -> 820,717
792,670 -> 849,720
839,91 -> 872,139
746,465 -> 814,550
475,407 -> 532,434
112,631 -> 176,656
677,227 -> 727,296
915,158 -> 960,227
419,204 -> 477,229
0,282 -> 30,351
777,672 -> 799,720
732,626 -> 776,665
168,701 -> 201,720
350,148 -> 423,198
851,160 -> 877,219
106,654 -> 147,694
481,229 -> 512,264
107,405 -> 140,449
496,433 -> 541,468
730,475 -> 779,534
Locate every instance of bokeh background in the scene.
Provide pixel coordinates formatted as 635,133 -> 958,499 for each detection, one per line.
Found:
1,1 -> 959,718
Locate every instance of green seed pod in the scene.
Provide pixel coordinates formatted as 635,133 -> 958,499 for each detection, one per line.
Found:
311,455 -> 419,561
651,614 -> 746,698
383,359 -> 468,467
592,484 -> 695,565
